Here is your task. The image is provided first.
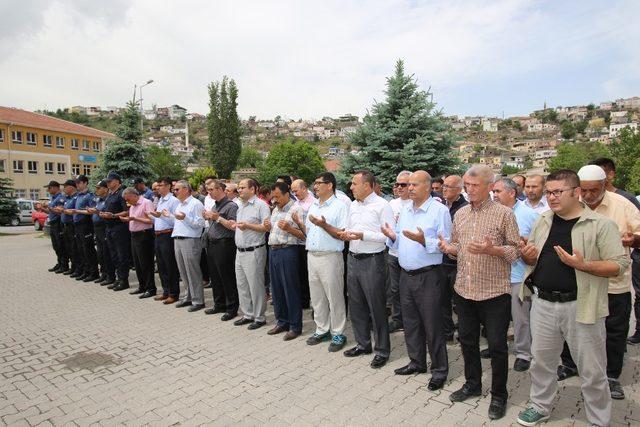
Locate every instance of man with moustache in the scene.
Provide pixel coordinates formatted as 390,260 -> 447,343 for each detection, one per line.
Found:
524,174 -> 550,214
291,179 -> 316,309
72,175 -> 99,282
86,180 -> 115,286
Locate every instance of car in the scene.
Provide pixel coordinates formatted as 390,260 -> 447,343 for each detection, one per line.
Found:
15,199 -> 37,224
32,203 -> 47,231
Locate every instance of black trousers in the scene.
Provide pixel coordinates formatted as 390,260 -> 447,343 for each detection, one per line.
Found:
561,292 -> 631,379
94,222 -> 114,279
62,222 -> 80,272
206,237 -> 239,315
298,245 -> 310,309
131,229 -> 156,293
106,223 -> 131,283
631,251 -> 640,333
386,253 -> 403,325
49,220 -> 66,268
155,233 -> 180,298
400,266 -> 448,380
455,292 -> 511,401
75,221 -> 98,276
441,264 -> 458,338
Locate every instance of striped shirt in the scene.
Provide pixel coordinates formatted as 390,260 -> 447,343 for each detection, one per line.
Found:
452,198 -> 520,301
268,199 -> 304,246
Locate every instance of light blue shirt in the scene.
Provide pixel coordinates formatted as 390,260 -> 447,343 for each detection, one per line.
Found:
171,196 -> 205,238
305,195 -> 348,253
154,193 -> 180,231
388,197 -> 452,271
511,200 -> 539,284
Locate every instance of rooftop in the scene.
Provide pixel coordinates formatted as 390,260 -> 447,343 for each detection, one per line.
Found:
0,107 -> 115,139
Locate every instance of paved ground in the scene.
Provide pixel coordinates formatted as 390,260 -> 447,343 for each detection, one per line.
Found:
1,233 -> 640,426
0,225 -> 38,235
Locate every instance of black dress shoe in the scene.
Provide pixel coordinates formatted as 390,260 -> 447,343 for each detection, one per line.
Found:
480,348 -> 490,359
63,269 -> 75,275
557,364 -> 578,381
139,291 -> 156,299
175,301 -> 192,308
113,284 -> 130,291
94,275 -> 107,283
394,364 -> 427,375
101,278 -> 115,286
204,306 -> 226,315
247,321 -> 266,330
428,377 -> 446,391
55,267 -> 69,274
129,288 -> 145,295
488,397 -> 507,420
234,317 -> 254,326
628,332 -> 640,345
106,283 -> 117,289
48,264 -> 60,272
221,313 -> 237,321
70,271 -> 82,278
343,346 -> 372,357
370,355 -> 388,369
449,385 -> 482,402
513,358 -> 531,372
83,274 -> 99,282
188,304 -> 205,312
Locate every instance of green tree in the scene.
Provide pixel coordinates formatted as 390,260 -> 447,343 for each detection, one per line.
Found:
561,121 -> 576,139
207,76 -> 241,178
340,60 -> 459,193
93,101 -> 152,185
501,165 -> 521,175
147,146 -> 186,180
237,146 -> 264,168
609,128 -> 640,191
547,141 -> 611,172
0,178 -> 19,225
188,166 -> 217,191
258,139 -> 324,185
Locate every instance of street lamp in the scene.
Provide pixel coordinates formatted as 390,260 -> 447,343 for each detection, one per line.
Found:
139,79 -> 154,132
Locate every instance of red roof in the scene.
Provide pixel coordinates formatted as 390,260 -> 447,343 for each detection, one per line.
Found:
324,159 -> 341,171
0,106 -> 114,139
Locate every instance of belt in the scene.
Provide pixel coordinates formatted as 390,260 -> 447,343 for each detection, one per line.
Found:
208,237 -> 234,245
174,236 -> 197,240
349,251 -> 384,260
535,287 -> 577,303
237,243 -> 265,252
131,229 -> 153,235
271,244 -> 294,250
155,229 -> 173,236
401,265 -> 436,276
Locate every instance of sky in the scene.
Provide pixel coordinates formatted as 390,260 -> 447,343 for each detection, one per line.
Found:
1,0 -> 638,120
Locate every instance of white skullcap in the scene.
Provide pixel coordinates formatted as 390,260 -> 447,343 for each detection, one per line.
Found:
577,164 -> 606,181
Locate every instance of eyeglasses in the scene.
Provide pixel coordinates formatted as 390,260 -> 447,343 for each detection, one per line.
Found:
546,187 -> 576,198
394,183 -> 409,188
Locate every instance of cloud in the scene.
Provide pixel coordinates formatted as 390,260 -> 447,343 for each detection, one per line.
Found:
0,0 -> 637,119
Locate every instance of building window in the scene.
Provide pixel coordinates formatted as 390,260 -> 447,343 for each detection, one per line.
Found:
83,165 -> 91,176
57,163 -> 66,174
15,189 -> 26,199
26,132 -> 37,145
44,162 -> 54,174
28,160 -> 38,174
56,136 -> 64,148
0,159 -> 4,172
82,139 -> 89,151
0,129 -> 4,142
13,160 -> 24,173
71,138 -> 79,150
43,135 -> 52,147
72,163 -> 80,176
93,141 -> 100,152
29,189 -> 40,200
12,130 -> 22,143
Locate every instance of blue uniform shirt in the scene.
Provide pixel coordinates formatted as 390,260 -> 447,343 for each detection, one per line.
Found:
140,187 -> 154,201
93,196 -> 106,223
103,186 -> 128,227
73,191 -> 95,223
48,192 -> 65,222
511,200 -> 539,284
388,197 -> 452,271
61,193 -> 78,224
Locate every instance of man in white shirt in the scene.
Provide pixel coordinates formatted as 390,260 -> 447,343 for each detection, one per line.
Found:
339,170 -> 395,368
292,179 -> 317,309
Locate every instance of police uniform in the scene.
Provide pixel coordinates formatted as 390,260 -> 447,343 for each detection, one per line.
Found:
93,181 -> 115,284
103,173 -> 131,288
45,181 -> 67,272
73,177 -> 99,280
60,181 -> 81,276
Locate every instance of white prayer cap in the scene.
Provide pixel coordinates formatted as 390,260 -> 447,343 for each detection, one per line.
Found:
577,164 -> 606,181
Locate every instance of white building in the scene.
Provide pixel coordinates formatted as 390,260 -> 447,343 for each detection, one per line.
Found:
609,122 -> 638,138
534,149 -> 557,159
481,118 -> 498,132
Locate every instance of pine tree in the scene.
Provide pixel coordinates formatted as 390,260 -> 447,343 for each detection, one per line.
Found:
207,76 -> 241,178
93,101 -> 152,184
340,60 -> 459,193
0,178 -> 19,225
